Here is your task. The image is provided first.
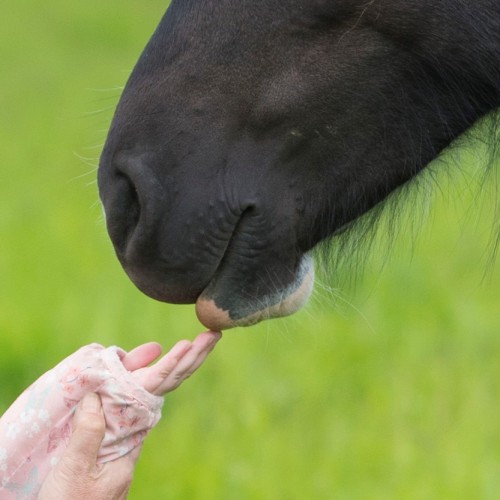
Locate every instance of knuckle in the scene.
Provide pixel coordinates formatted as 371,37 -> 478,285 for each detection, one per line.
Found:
158,367 -> 174,378
59,455 -> 87,476
77,415 -> 106,435
180,370 -> 194,381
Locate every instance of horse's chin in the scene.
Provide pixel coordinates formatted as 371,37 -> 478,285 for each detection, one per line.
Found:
195,255 -> 315,330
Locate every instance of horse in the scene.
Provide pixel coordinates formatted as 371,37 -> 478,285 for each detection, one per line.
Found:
98,0 -> 500,330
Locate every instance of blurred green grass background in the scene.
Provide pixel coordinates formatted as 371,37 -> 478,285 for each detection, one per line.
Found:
1,1 -> 499,498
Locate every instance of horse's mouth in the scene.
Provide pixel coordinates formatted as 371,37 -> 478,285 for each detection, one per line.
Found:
100,148 -> 316,329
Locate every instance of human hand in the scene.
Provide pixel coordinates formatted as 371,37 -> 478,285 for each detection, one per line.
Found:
38,331 -> 221,499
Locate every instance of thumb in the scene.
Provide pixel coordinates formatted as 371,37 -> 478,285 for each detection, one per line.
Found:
63,393 -> 106,471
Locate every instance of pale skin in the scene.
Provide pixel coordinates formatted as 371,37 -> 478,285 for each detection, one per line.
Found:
38,330 -> 222,500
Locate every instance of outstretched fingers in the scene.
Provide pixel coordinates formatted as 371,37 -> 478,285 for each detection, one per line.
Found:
129,340 -> 192,394
144,331 -> 221,396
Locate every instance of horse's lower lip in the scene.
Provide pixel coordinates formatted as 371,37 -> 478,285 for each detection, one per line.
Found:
195,255 -> 315,330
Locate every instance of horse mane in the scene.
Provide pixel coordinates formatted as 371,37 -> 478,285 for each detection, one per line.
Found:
309,2 -> 500,284
315,107 -> 500,286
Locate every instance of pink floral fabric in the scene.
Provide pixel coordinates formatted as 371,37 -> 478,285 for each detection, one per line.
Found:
0,344 -> 164,499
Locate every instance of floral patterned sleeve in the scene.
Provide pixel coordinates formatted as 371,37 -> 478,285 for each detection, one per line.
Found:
0,344 -> 164,499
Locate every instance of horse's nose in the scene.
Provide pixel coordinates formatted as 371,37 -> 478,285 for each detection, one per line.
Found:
98,150 -> 165,263
98,149 -> 217,304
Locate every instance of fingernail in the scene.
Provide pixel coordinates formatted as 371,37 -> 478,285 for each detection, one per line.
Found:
81,392 -> 101,413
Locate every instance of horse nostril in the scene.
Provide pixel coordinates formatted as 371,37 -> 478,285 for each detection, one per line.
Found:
99,149 -> 152,257
101,170 -> 141,256
118,172 -> 141,239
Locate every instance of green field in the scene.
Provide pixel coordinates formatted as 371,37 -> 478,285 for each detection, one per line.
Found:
1,2 -> 499,498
